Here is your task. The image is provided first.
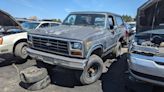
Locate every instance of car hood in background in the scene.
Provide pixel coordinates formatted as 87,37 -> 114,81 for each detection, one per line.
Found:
0,10 -> 22,31
137,0 -> 164,33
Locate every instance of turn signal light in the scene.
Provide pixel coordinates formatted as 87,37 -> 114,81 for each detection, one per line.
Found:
0,38 -> 3,45
71,51 -> 82,56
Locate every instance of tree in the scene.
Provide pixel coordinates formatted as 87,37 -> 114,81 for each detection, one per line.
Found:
29,16 -> 37,20
122,15 -> 133,22
52,19 -> 62,23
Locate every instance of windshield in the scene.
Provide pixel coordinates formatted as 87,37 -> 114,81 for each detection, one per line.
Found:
21,22 -> 39,29
63,14 -> 105,27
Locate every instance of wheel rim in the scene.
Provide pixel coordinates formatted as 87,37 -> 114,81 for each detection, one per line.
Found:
21,45 -> 28,57
87,63 -> 100,78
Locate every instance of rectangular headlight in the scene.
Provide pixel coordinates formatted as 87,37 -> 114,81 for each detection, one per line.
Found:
70,42 -> 82,50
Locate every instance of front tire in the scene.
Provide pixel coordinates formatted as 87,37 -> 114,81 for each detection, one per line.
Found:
14,42 -> 28,60
76,55 -> 103,85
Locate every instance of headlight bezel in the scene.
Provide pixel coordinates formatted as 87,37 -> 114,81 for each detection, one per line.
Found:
27,34 -> 32,41
70,42 -> 82,50
69,41 -> 84,57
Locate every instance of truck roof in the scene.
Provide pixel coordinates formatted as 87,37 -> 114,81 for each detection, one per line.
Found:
70,11 -> 121,17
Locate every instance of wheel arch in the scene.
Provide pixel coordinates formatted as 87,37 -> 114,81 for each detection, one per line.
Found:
13,39 -> 27,54
86,45 -> 103,59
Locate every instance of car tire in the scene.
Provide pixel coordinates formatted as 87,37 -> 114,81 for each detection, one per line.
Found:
21,75 -> 50,91
14,42 -> 28,59
76,54 -> 103,85
112,42 -> 122,58
20,66 -> 48,83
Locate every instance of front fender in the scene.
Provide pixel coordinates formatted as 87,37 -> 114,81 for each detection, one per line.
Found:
86,44 -> 103,59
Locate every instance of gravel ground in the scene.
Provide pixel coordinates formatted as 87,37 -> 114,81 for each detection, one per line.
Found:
0,48 -> 164,92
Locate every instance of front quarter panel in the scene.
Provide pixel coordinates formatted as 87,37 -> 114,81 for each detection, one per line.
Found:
84,30 -> 106,58
1,32 -> 27,53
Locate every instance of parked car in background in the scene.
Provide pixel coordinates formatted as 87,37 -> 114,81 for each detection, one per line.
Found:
16,18 -> 31,24
21,21 -> 61,30
125,23 -> 136,43
27,11 -> 126,85
0,10 -> 28,60
127,21 -> 136,34
128,0 -> 164,86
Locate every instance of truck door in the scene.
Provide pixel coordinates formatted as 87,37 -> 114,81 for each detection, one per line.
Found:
105,15 -> 116,50
115,16 -> 125,42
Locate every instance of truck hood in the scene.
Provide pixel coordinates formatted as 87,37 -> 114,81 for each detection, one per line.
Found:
137,0 -> 164,33
0,10 -> 22,31
29,25 -> 102,40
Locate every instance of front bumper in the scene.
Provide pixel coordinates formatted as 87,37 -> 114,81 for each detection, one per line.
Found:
128,53 -> 164,86
27,48 -> 88,70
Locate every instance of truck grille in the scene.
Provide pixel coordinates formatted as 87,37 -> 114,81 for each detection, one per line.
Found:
31,36 -> 69,56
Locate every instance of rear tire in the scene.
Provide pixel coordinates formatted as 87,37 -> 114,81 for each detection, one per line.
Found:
14,42 -> 28,60
76,55 -> 103,85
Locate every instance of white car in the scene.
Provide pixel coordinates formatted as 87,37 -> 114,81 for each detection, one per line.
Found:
0,10 -> 28,60
21,21 -> 60,30
0,10 -> 61,60
127,22 -> 136,33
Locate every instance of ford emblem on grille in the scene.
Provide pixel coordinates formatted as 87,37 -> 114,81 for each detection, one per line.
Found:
46,43 -> 52,46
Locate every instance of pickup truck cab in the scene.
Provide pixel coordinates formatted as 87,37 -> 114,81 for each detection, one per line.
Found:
27,11 -> 126,84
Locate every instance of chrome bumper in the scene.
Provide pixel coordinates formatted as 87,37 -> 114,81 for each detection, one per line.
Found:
128,53 -> 164,86
27,48 -> 88,70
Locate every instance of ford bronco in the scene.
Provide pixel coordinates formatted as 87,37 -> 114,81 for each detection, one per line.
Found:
27,11 -> 126,84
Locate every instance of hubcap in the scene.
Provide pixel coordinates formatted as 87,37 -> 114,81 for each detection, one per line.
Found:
22,46 -> 27,56
87,63 -> 99,78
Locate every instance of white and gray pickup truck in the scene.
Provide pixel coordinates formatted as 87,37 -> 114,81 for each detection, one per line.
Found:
0,10 -> 28,60
27,11 -> 126,84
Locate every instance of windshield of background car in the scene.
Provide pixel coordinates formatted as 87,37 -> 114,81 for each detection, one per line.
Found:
63,14 -> 105,27
21,22 -> 39,29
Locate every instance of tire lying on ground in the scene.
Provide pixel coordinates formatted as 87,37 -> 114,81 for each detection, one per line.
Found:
20,66 -> 48,83
21,75 -> 51,91
76,54 -> 103,85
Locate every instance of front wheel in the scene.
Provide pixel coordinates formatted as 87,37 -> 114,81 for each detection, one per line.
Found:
14,42 -> 28,60
76,55 -> 103,85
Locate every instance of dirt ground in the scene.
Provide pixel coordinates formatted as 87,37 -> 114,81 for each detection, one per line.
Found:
0,48 -> 164,92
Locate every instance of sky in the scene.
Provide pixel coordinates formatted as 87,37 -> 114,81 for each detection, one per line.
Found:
0,0 -> 147,20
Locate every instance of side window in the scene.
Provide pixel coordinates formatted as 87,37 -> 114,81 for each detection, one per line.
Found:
108,16 -> 114,26
65,15 -> 76,25
94,16 -> 105,27
40,23 -> 50,28
116,16 -> 124,26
